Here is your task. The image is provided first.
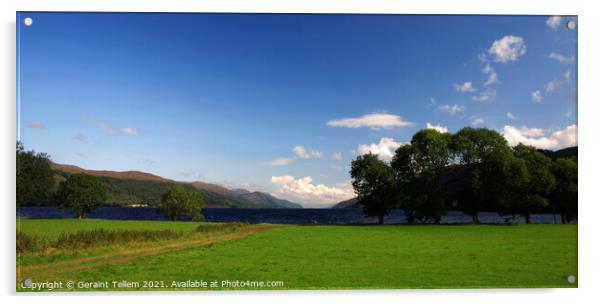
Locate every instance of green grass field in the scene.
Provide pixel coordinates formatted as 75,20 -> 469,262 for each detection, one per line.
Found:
16,218 -> 577,291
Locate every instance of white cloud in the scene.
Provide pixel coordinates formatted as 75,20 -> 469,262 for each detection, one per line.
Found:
293,146 -> 323,159
549,52 -> 575,63
564,69 -> 572,81
482,63 -> 499,86
488,35 -> 527,63
501,124 -> 577,149
121,127 -> 140,136
454,81 -> 476,93
437,104 -> 465,114
270,175 -> 355,206
238,182 -> 259,192
266,157 -> 295,166
429,97 -> 436,106
546,16 -> 563,30
506,112 -> 517,120
95,119 -> 140,137
545,79 -> 563,93
471,118 -> 485,126
356,137 -> 404,161
97,119 -> 118,135
471,88 -> 496,102
327,113 -> 414,130
27,120 -> 44,129
531,90 -> 543,103
426,122 -> 448,133
332,151 -> 342,161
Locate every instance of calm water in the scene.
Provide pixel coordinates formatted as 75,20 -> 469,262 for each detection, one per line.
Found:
16,207 -> 568,224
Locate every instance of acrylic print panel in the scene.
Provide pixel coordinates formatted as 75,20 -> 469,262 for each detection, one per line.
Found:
16,12 -> 578,291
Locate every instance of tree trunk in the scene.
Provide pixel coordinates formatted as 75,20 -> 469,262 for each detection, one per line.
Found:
378,215 -> 384,225
525,212 -> 532,224
471,213 -> 480,224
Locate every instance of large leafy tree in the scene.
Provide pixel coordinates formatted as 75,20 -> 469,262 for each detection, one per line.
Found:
159,185 -> 204,221
450,127 -> 511,223
392,129 -> 452,224
56,173 -> 108,218
16,142 -> 56,206
550,157 -> 578,223
504,144 -> 556,224
350,153 -> 398,225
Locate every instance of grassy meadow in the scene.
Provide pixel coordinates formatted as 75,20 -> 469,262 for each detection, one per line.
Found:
16,218 -> 577,291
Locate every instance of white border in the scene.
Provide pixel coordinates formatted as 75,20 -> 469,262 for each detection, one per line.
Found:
2,1 -> 600,304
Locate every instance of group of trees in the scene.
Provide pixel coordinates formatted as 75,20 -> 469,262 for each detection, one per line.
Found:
16,142 -> 204,221
350,127 -> 578,224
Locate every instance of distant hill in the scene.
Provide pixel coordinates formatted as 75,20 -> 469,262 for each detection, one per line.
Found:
331,197 -> 360,209
48,163 -> 303,209
50,163 -> 174,183
236,191 -> 303,208
538,146 -> 578,160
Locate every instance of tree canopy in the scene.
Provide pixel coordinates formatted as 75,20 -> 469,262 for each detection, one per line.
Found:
450,127 -> 512,223
56,173 -> 108,218
350,153 -> 398,224
16,142 -> 56,206
352,128 -> 576,224
159,185 -> 205,221
391,129 -> 451,224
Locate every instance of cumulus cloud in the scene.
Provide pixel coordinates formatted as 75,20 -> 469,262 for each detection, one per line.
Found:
546,16 -> 563,30
482,63 -> 499,86
356,137 -> 404,161
327,113 -> 414,130
545,79 -> 563,93
531,90 -> 543,103
437,104 -> 465,114
471,88 -> 496,102
506,112 -> 517,120
27,120 -> 44,129
454,81 -> 476,93
488,35 -> 527,63
266,157 -> 295,166
293,146 -> 323,159
332,151 -> 343,161
121,127 -> 140,136
501,124 -> 577,150
426,122 -> 448,133
270,175 -> 355,206
549,52 -> 575,63
471,118 -> 485,126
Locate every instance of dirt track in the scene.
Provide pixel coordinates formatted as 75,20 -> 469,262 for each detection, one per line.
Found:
17,226 -> 272,281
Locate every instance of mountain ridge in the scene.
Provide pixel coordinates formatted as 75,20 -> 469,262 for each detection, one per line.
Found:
50,163 -> 303,209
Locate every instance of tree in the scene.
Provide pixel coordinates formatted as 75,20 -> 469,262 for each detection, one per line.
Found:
350,153 -> 398,225
56,174 -> 108,218
550,157 -> 578,223
392,129 -> 452,224
16,142 -> 56,206
450,127 -> 511,223
159,185 -> 204,221
503,144 -> 556,224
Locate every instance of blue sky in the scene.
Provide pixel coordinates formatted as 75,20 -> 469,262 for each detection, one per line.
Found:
17,13 -> 577,207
